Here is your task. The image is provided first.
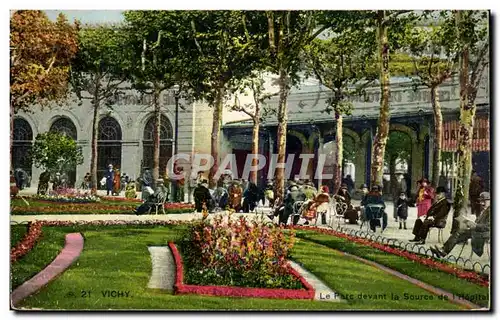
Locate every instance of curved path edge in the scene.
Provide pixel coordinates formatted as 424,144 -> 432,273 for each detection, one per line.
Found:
11,233 -> 84,308
334,248 -> 484,310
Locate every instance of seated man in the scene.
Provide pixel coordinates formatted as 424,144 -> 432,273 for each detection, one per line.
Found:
409,187 -> 451,244
134,179 -> 168,215
361,185 -> 387,232
431,192 -> 490,258
193,180 -> 213,213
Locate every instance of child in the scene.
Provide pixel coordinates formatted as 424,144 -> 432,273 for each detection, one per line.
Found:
396,192 -> 409,229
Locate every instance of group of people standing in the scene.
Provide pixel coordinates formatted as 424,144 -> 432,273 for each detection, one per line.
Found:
102,164 -> 131,196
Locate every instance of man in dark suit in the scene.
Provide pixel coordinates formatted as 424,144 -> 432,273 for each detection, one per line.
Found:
105,164 -> 114,196
193,180 -> 213,212
409,186 -> 451,244
431,192 -> 490,258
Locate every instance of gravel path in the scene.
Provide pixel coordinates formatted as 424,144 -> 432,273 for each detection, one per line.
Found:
147,246 -> 176,292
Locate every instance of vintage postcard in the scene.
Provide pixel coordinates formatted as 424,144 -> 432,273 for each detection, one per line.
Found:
9,8 -> 490,311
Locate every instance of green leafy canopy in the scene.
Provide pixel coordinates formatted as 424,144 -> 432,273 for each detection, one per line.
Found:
29,131 -> 84,173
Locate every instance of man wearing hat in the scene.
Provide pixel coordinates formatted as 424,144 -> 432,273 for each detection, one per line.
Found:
103,164 -> 114,196
431,192 -> 490,258
409,187 -> 451,244
416,178 -> 434,218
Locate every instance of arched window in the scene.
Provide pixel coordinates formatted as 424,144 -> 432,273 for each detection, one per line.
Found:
12,118 -> 33,179
50,117 -> 78,186
97,117 -> 122,181
50,117 -> 77,140
142,115 -> 173,176
99,116 -> 122,141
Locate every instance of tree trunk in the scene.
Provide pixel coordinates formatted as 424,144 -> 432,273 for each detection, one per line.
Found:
389,154 -> 397,198
90,99 -> 100,195
452,10 -> 475,233
371,10 -> 391,188
208,86 -> 224,188
10,102 -> 14,171
250,117 -> 260,185
273,69 -> 289,205
332,113 -> 343,194
152,84 -> 161,181
431,85 -> 443,188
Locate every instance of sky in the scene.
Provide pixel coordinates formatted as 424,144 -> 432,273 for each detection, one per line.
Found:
45,10 -> 125,24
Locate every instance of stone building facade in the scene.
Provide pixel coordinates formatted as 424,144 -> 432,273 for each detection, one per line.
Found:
12,88 -> 214,190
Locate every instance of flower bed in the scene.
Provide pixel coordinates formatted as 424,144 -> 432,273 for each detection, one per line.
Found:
170,242 -> 314,300
99,196 -> 142,203
11,222 -> 43,263
21,219 -> 192,227
32,194 -> 101,203
179,215 -> 306,291
293,226 -> 489,287
11,202 -> 194,215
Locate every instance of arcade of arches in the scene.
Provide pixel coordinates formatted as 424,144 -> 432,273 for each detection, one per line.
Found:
224,122 -> 432,195
11,114 -> 174,187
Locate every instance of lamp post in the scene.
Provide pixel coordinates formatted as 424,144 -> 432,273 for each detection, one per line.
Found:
172,84 -> 180,202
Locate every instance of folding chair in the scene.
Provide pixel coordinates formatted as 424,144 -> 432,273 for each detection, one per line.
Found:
430,226 -> 445,243
458,237 -> 490,260
364,204 -> 385,233
334,201 -> 347,227
148,194 -> 167,215
291,201 -> 305,225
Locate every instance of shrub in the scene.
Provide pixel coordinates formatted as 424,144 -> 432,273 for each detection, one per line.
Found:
180,215 -> 301,289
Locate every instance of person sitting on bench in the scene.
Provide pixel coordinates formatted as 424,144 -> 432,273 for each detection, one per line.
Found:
409,187 -> 451,244
430,192 -> 490,258
134,179 -> 168,215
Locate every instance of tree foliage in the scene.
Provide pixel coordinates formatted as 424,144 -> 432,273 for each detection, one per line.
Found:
29,131 -> 83,173
70,25 -> 131,106
10,10 -> 79,112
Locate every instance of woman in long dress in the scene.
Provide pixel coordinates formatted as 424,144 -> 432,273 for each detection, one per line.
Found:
113,168 -> 121,196
416,178 -> 434,218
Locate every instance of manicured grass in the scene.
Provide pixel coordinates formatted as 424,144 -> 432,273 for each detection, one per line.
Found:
11,225 -> 28,247
295,230 -> 489,307
11,226 -> 68,290
291,239 -> 462,310
14,225 -> 465,310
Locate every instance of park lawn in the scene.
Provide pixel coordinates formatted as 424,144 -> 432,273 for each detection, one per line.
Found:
13,225 -> 463,310
294,230 -> 489,308
11,226 -> 68,290
11,224 -> 28,247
